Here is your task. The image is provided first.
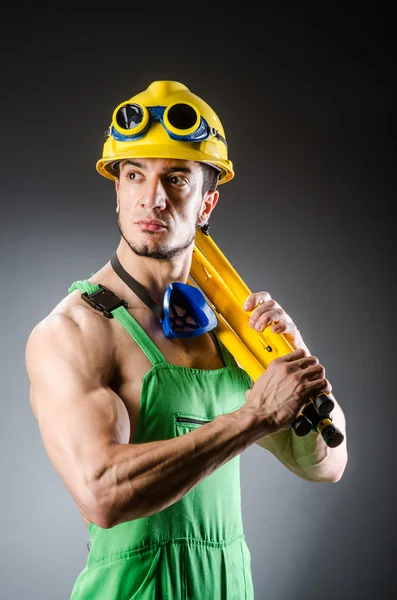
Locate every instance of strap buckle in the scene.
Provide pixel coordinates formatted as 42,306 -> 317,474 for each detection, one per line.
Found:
81,284 -> 128,318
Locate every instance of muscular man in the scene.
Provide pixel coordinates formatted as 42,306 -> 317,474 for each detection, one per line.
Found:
25,81 -> 348,599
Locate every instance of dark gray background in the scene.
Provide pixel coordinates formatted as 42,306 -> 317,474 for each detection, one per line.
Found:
1,4 -> 395,599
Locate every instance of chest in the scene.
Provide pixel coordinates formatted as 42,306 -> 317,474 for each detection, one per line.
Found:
110,319 -> 227,441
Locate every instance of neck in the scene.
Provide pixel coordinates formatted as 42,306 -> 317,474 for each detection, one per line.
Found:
112,237 -> 194,307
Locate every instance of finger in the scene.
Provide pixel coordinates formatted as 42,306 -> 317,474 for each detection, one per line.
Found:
300,363 -> 325,381
305,378 -> 332,395
252,306 -> 283,331
271,320 -> 285,333
270,320 -> 297,335
287,355 -> 319,372
248,298 -> 280,328
283,348 -> 309,361
243,292 -> 271,311
298,355 -> 320,369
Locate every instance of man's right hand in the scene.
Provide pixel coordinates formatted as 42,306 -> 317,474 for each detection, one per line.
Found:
244,348 -> 332,435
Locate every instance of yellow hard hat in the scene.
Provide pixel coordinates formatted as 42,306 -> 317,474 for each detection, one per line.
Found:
96,80 -> 234,185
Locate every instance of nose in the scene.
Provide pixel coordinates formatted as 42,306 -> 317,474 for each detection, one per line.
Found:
139,177 -> 167,210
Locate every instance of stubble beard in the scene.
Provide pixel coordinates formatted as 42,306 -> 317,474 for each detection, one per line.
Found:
117,210 -> 201,261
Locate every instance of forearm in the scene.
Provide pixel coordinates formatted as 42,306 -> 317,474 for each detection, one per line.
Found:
94,406 -> 262,528
278,335 -> 348,482
291,393 -> 348,482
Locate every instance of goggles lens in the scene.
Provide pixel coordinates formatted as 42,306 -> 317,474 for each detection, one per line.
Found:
108,102 -> 226,147
115,103 -> 145,131
166,103 -> 199,131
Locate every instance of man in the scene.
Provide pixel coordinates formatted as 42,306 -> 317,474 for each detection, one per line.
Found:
25,81 -> 348,599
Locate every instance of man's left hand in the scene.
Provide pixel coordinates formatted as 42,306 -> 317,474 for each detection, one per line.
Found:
243,291 -> 309,352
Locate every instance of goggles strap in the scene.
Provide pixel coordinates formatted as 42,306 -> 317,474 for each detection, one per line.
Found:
110,252 -> 164,320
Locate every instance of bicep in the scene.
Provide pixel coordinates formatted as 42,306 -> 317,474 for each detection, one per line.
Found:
25,313 -> 130,524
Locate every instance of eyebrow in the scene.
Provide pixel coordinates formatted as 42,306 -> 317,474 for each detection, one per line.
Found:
121,160 -> 193,174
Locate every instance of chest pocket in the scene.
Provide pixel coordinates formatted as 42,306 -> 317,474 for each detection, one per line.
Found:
174,413 -> 213,437
174,405 -> 243,437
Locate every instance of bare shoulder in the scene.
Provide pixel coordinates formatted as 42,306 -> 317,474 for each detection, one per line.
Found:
27,298 -> 114,363
24,288 -> 130,526
25,293 -> 116,416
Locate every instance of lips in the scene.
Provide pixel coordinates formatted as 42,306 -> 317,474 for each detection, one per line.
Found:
136,220 -> 167,227
135,219 -> 167,231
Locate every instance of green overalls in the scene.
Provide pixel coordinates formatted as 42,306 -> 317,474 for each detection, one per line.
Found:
68,279 -> 254,600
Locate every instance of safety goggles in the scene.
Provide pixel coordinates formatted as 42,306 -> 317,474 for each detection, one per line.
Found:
105,101 -> 227,146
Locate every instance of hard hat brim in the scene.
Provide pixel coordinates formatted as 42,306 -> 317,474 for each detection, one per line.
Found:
96,144 -> 234,185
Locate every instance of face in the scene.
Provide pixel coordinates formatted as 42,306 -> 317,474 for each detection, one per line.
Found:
115,157 -> 218,261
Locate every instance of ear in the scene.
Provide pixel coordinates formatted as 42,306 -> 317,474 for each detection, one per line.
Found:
198,190 -> 219,227
115,180 -> 120,213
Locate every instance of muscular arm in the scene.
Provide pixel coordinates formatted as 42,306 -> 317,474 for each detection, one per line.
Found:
255,394 -> 348,482
25,309 -> 265,530
240,332 -> 348,482
100,408 -> 259,528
